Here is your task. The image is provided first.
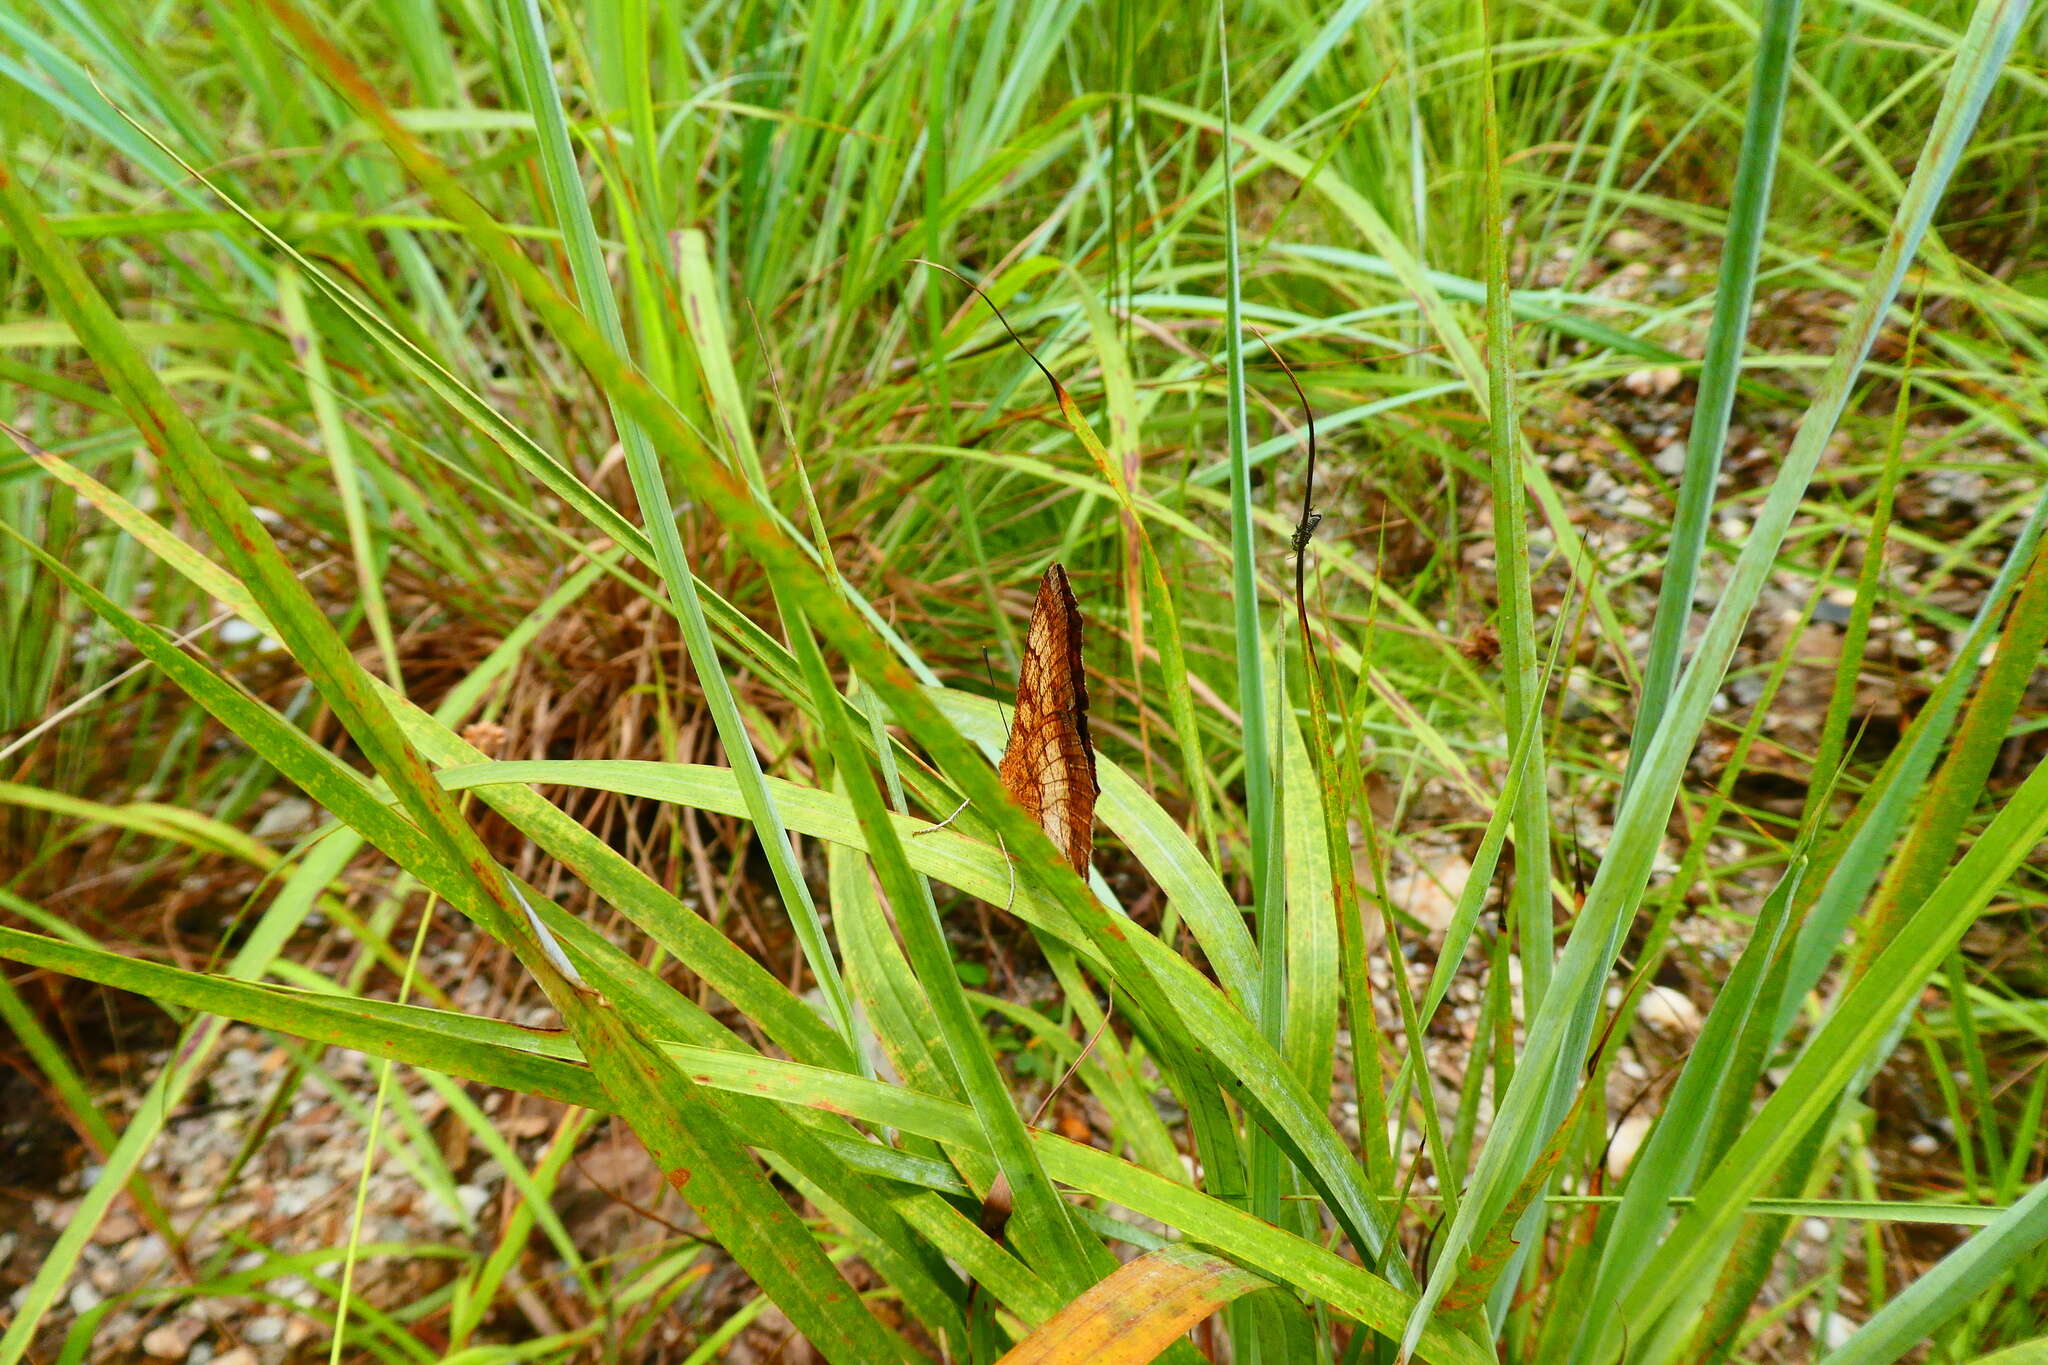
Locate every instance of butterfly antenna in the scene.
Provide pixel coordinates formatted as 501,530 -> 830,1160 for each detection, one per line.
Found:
983,646 -> 1012,743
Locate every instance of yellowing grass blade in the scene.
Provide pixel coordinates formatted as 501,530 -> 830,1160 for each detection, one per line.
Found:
995,1246 -> 1267,1365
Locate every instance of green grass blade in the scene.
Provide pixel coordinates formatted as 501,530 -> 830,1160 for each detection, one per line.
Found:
1478,0 -> 1554,1020
783,604 -> 1107,1296
1817,1184 -> 2048,1363
1628,0 -> 1803,772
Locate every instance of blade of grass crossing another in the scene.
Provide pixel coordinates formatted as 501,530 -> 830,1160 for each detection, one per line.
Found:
1857,521 -> 2048,959
1564,852 -> 1808,1365
1794,1178 -> 2048,1365
256,0 -> 1400,1283
0,142 -> 914,1365
1397,1 -> 2034,1352
495,0 -> 859,1054
782,603 -> 1109,1293
1779,490 -> 2048,1029
14,440 -> 852,1071
1620,748 -> 2048,1335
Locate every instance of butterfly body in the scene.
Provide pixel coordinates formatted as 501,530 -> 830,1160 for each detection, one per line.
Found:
997,564 -> 1097,877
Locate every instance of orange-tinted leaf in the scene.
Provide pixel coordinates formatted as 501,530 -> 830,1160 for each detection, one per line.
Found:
996,1245 -> 1265,1365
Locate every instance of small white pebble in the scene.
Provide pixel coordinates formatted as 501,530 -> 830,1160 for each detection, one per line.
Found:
1637,985 -> 1703,1037
457,1184 -> 492,1220
142,1317 -> 206,1359
1606,1113 -> 1656,1178
1389,854 -> 1470,935
1802,1307 -> 1859,1351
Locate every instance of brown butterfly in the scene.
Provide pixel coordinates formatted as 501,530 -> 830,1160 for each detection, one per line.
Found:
997,563 -> 1098,876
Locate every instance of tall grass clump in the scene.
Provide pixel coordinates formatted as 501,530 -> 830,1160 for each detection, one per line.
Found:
2,1 -> 2045,1362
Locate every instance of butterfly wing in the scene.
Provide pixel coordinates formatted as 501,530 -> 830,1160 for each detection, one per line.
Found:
997,564 -> 1097,875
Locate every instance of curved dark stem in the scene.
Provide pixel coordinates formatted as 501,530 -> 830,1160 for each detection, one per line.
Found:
911,257 -> 1071,411
1250,329 -> 1321,640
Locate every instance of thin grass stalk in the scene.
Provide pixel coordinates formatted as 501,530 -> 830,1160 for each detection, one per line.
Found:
328,888 -> 439,1365
1214,8 -> 1272,921
1800,331 -> 1915,837
1036,262 -> 1223,888
1218,15 -> 1289,1307
1477,0 -> 1554,1021
274,266 -> 402,689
